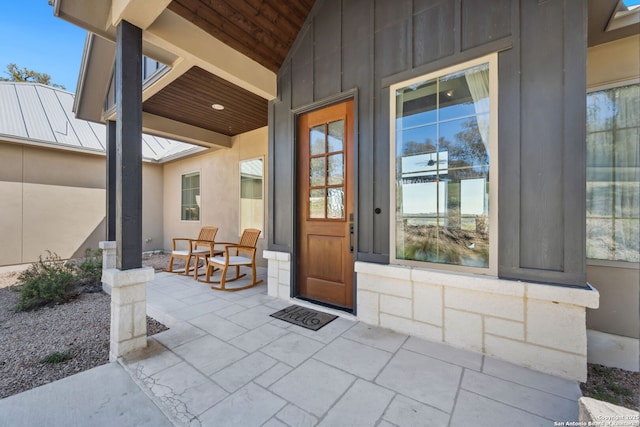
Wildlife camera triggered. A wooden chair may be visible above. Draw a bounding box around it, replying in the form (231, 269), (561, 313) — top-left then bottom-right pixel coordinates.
(201, 228), (263, 291)
(166, 226), (222, 277)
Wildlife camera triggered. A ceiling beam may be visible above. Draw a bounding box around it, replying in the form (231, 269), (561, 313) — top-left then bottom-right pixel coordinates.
(145, 10), (277, 100)
(111, 0), (172, 30)
(141, 112), (232, 148)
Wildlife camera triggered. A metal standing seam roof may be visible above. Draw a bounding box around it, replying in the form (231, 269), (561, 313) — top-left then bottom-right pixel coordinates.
(0, 81), (204, 162)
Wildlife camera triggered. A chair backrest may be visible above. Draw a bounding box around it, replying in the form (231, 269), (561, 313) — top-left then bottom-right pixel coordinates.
(197, 226), (218, 244)
(237, 228), (261, 256)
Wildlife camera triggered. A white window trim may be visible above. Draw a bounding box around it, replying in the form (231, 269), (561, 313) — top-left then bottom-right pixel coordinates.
(389, 53), (499, 276)
(239, 156), (265, 238)
(180, 169), (201, 223)
(587, 77), (640, 93)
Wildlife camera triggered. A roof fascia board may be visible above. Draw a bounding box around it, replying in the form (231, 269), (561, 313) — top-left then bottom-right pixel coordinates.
(75, 33), (116, 123)
(1, 134), (183, 164)
(1, 135), (104, 157)
(606, 7), (640, 31)
(54, 0), (114, 40)
(155, 146), (213, 164)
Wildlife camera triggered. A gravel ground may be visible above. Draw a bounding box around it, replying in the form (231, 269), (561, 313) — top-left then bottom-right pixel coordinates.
(0, 258), (168, 399)
(142, 251), (176, 271)
(580, 364), (639, 411)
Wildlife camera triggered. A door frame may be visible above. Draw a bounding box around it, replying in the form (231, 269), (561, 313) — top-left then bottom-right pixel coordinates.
(291, 89), (359, 314)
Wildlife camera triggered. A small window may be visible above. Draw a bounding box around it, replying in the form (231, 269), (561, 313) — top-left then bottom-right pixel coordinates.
(390, 54), (497, 273)
(240, 158), (264, 233)
(181, 171), (200, 221)
(587, 83), (640, 262)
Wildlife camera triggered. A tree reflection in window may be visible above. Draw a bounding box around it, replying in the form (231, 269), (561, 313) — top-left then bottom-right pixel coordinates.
(394, 63), (491, 268)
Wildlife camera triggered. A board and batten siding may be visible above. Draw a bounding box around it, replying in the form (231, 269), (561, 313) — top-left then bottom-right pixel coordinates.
(269, 0), (588, 287)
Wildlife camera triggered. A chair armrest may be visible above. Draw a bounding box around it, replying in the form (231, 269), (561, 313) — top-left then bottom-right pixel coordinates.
(214, 241), (237, 246)
(172, 237), (194, 251)
(223, 245), (256, 259)
(194, 240), (226, 256)
(194, 239), (215, 247)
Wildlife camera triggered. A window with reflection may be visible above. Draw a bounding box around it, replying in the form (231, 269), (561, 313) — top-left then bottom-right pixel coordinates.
(392, 59), (494, 269)
(587, 84), (640, 262)
(181, 171), (200, 221)
(240, 158), (264, 233)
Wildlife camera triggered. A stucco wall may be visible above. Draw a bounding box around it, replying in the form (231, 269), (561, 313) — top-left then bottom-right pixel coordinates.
(587, 34), (640, 88)
(0, 142), (164, 266)
(142, 161), (164, 252)
(586, 264), (639, 339)
(162, 127), (268, 266)
(586, 34), (640, 340)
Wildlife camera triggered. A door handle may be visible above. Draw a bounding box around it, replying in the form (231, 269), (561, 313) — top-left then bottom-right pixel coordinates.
(349, 223), (354, 253)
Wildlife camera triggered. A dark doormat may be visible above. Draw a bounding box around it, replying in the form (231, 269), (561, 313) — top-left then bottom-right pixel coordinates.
(270, 305), (338, 331)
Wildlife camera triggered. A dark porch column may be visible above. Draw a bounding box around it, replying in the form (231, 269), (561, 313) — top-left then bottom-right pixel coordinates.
(115, 20), (142, 270)
(105, 120), (116, 242)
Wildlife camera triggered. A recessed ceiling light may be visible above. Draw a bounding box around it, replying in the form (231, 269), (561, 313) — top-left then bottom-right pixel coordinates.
(211, 104), (225, 110)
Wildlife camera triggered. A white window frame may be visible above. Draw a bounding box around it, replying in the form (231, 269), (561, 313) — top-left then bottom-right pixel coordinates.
(180, 170), (201, 222)
(586, 78), (640, 267)
(389, 53), (499, 275)
(239, 157), (265, 238)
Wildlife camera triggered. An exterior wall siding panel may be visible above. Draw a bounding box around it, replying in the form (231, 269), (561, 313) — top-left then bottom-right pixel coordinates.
(519, 0), (566, 272)
(269, 0), (587, 287)
(413, 1), (455, 66)
(461, 0), (512, 51)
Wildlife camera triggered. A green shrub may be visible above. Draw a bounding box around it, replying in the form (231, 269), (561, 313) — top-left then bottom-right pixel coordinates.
(16, 252), (79, 311)
(40, 349), (75, 364)
(73, 248), (103, 292)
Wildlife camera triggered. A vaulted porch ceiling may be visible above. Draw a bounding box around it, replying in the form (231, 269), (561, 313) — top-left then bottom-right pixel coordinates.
(168, 0), (315, 73)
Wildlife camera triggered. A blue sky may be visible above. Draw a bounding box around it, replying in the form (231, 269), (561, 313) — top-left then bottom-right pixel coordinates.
(0, 0), (86, 93)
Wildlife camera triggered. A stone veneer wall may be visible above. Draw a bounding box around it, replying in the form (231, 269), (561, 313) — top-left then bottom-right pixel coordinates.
(264, 250), (291, 300)
(264, 251), (599, 381)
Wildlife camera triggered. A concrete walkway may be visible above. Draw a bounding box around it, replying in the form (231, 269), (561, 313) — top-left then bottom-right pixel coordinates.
(0, 268), (583, 426)
(0, 362), (171, 427)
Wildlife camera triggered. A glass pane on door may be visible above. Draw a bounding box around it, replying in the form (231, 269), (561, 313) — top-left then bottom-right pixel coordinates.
(310, 125), (326, 155)
(328, 120), (344, 152)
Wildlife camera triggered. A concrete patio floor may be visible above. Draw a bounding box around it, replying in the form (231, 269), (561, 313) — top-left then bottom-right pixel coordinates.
(128, 268), (582, 426)
(0, 267), (583, 426)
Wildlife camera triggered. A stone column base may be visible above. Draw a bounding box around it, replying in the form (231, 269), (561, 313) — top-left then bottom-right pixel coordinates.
(264, 250), (291, 300)
(579, 397), (639, 424)
(355, 261), (600, 381)
(102, 267), (154, 362)
(99, 241), (117, 294)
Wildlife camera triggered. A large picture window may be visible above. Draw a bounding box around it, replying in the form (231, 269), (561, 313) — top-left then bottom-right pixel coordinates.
(181, 171), (200, 221)
(390, 55), (497, 272)
(587, 83), (640, 262)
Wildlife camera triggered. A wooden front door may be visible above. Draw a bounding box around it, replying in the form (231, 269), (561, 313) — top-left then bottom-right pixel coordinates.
(297, 100), (354, 310)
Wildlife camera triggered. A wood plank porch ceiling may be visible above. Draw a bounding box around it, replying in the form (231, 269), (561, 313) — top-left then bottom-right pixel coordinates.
(143, 66), (268, 136)
(145, 0), (315, 138)
(169, 0), (315, 73)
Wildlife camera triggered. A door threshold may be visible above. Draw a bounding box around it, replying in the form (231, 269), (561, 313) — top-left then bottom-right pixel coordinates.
(291, 298), (357, 322)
